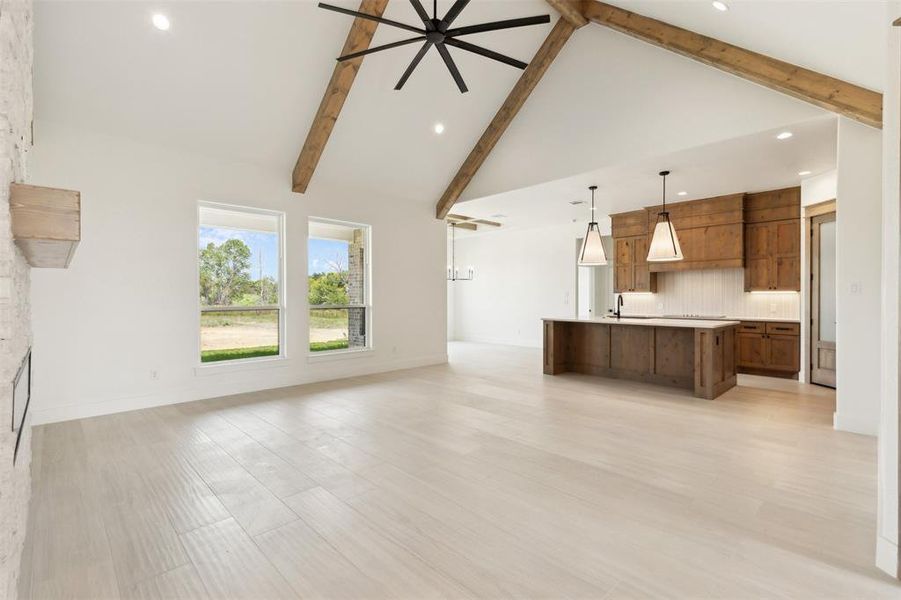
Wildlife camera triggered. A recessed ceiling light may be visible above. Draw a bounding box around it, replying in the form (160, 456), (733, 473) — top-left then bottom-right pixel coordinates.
(712, 1), (729, 11)
(776, 131), (793, 140)
(152, 13), (170, 31)
(677, 191), (688, 196)
(489, 213), (506, 218)
(433, 122), (445, 134)
(798, 170), (812, 176)
(569, 200), (585, 205)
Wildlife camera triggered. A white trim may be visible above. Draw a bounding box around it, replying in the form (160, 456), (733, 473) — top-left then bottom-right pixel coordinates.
(307, 347), (373, 363)
(876, 535), (899, 579)
(307, 216), (373, 353)
(197, 201), (288, 366)
(194, 355), (290, 377)
(30, 352), (449, 425)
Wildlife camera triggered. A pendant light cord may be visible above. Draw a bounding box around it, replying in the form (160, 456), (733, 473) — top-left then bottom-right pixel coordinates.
(434, 0), (437, 19)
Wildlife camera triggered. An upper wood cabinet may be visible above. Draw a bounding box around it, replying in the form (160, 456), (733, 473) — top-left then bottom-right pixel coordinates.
(743, 188), (800, 291)
(642, 193), (745, 272)
(10, 183), (81, 268)
(611, 211), (656, 293)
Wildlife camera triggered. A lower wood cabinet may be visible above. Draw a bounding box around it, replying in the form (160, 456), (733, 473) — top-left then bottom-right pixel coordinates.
(736, 321), (800, 378)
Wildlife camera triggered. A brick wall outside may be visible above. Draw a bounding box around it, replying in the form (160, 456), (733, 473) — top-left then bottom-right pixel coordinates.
(347, 228), (366, 348)
(0, 0), (33, 597)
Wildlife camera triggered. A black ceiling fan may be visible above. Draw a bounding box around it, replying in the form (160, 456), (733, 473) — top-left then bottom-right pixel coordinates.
(318, 0), (550, 92)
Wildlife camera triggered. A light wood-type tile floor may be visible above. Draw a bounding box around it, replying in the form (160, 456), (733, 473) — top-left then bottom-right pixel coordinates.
(18, 342), (901, 599)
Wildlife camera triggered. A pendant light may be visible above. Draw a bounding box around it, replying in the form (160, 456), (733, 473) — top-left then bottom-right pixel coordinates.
(447, 223), (474, 281)
(647, 170), (684, 262)
(578, 185), (607, 266)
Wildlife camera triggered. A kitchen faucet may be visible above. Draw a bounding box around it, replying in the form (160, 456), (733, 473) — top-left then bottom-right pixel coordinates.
(614, 294), (624, 319)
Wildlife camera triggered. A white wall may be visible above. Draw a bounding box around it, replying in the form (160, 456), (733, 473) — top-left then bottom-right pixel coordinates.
(450, 223), (580, 347)
(28, 121), (448, 424)
(835, 118), (883, 436)
(878, 1), (900, 579)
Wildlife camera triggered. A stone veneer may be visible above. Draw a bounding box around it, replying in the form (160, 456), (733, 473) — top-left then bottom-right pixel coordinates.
(0, 0), (33, 597)
(347, 228), (366, 348)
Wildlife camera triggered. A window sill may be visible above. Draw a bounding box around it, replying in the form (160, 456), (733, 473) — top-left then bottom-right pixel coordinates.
(306, 347), (373, 363)
(194, 355), (289, 377)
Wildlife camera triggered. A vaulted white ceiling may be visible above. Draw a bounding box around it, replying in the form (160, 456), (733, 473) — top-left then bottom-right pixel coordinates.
(33, 1), (886, 206)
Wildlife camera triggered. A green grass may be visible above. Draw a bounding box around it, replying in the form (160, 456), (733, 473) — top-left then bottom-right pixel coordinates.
(310, 340), (349, 352)
(201, 345), (279, 363)
(201, 309), (278, 328)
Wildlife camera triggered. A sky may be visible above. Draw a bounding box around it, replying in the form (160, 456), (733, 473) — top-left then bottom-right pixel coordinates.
(309, 238), (349, 274)
(198, 227), (350, 278)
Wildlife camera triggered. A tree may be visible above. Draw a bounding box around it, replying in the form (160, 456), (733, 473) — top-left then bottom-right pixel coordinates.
(199, 239), (252, 305)
(308, 271), (348, 305)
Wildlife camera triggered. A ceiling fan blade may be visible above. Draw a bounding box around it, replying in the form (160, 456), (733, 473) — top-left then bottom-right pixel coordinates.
(442, 0), (471, 26)
(444, 38), (527, 69)
(446, 15), (550, 37)
(408, 0), (431, 24)
(318, 3), (425, 35)
(436, 43), (468, 93)
(338, 36), (427, 61)
(394, 41), (433, 90)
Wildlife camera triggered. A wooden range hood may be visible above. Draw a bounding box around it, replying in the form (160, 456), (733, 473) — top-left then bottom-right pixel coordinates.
(10, 183), (81, 268)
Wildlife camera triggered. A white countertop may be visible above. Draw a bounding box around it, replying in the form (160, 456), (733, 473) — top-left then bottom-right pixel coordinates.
(542, 316), (740, 329)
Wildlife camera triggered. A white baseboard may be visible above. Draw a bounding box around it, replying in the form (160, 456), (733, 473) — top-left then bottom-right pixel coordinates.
(30, 352), (448, 425)
(452, 335), (540, 349)
(876, 535), (899, 579)
(833, 411), (878, 436)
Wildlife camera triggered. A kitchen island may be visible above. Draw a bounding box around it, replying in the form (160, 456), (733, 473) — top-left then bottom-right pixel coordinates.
(542, 317), (740, 399)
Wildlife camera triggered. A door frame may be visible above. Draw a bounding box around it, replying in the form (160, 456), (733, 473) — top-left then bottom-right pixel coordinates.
(802, 199), (836, 386)
(810, 210), (837, 387)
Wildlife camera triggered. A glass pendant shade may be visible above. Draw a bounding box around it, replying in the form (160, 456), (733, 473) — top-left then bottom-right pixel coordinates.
(647, 170), (684, 263)
(647, 216), (684, 262)
(578, 222), (607, 266)
(577, 185), (607, 266)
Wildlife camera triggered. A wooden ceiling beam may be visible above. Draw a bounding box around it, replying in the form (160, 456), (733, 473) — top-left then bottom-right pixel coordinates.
(448, 221), (478, 231)
(447, 213), (503, 227)
(292, 0), (389, 194)
(581, 0), (882, 129)
(435, 18), (577, 219)
(544, 0), (588, 28)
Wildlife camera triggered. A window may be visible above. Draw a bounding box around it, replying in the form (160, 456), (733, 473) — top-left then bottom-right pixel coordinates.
(308, 219), (370, 353)
(198, 203), (284, 363)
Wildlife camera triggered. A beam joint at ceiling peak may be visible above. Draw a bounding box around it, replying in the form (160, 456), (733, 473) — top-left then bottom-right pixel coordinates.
(580, 0), (882, 129)
(544, 0), (588, 28)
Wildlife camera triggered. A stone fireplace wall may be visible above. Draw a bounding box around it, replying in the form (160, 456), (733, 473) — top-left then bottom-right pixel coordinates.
(0, 0), (33, 597)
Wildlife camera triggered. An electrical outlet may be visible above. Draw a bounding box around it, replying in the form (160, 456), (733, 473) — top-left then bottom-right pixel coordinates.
(769, 303), (777, 314)
(850, 282), (862, 295)
(150, 369), (159, 381)
(657, 302), (664, 311)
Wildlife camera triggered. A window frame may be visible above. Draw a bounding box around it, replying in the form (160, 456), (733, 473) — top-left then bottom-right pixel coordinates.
(195, 201), (287, 369)
(307, 217), (372, 358)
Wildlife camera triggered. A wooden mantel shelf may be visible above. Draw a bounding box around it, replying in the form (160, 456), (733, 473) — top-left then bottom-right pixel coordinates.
(10, 183), (81, 268)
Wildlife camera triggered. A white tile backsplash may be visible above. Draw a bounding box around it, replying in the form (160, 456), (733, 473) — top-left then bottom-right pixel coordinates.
(620, 268), (800, 320)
